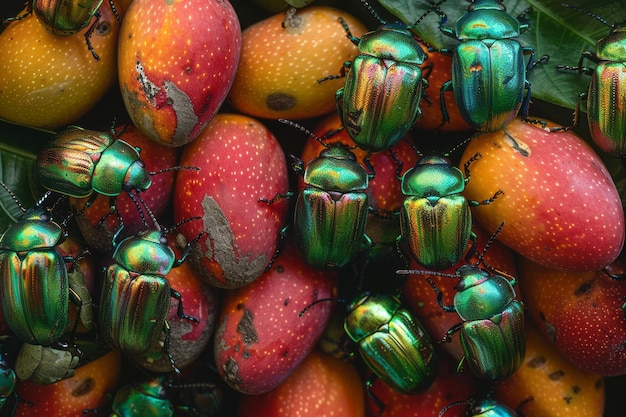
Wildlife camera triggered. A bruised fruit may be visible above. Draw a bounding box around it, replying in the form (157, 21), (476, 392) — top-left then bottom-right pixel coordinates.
(228, 6), (367, 120)
(118, 0), (241, 146)
(214, 245), (337, 395)
(174, 114), (289, 289)
(460, 118), (625, 271)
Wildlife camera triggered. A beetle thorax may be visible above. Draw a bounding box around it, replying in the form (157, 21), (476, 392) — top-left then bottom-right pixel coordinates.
(596, 30), (626, 61)
(113, 231), (175, 275)
(454, 265), (516, 321)
(456, 9), (522, 40)
(359, 27), (426, 64)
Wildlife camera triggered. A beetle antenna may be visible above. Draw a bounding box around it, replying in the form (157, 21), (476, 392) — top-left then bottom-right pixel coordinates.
(278, 119), (332, 148)
(298, 298), (337, 317)
(107, 0), (122, 25)
(396, 268), (458, 278)
(35, 191), (54, 209)
(408, 0), (448, 29)
(149, 166), (201, 176)
(444, 134), (476, 157)
(129, 191), (161, 232)
(561, 4), (612, 28)
(473, 222), (517, 283)
(0, 182), (27, 213)
(359, 0), (387, 25)
(165, 216), (203, 234)
(438, 399), (472, 417)
(472, 221), (505, 268)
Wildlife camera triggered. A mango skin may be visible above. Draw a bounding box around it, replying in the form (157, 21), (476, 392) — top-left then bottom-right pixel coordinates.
(0, 1), (122, 129)
(118, 0), (241, 147)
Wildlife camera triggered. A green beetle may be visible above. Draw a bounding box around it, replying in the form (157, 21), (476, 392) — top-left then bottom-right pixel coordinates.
(344, 293), (438, 395)
(440, 397), (521, 417)
(110, 378), (175, 417)
(0, 190), (87, 346)
(319, 1), (447, 153)
(438, 0), (546, 132)
(398, 224), (525, 381)
(37, 127), (152, 211)
(293, 143), (372, 269)
(260, 122), (372, 270)
(397, 153), (502, 270)
(4, 0), (121, 60)
(98, 227), (199, 372)
(555, 5), (626, 157)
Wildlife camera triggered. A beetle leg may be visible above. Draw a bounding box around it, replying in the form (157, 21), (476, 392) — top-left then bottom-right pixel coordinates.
(462, 152), (482, 180)
(171, 289), (200, 324)
(363, 153), (375, 178)
(455, 354), (466, 373)
(318, 61), (350, 84)
(83, 11), (101, 61)
(437, 9), (456, 39)
(463, 232), (478, 264)
(162, 321), (181, 376)
(262, 224), (290, 273)
(365, 374), (386, 417)
(2, 1), (32, 25)
(469, 189), (503, 207)
(67, 288), (85, 338)
(549, 92), (587, 133)
(258, 192), (294, 205)
(439, 80), (454, 125)
(426, 278), (456, 313)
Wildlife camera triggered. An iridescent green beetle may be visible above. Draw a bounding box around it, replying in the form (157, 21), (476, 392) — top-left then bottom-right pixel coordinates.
(0, 190), (87, 346)
(4, 0), (121, 60)
(294, 143), (372, 269)
(37, 127), (152, 212)
(397, 153), (502, 270)
(111, 378), (174, 417)
(555, 5), (626, 157)
(438, 0), (547, 132)
(440, 397), (521, 417)
(344, 293), (438, 394)
(319, 1), (447, 153)
(98, 225), (200, 373)
(398, 224), (525, 381)
(261, 122), (372, 270)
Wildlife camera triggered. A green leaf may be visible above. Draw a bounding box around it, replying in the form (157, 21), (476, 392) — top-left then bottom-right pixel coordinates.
(0, 119), (52, 230)
(377, 0), (626, 110)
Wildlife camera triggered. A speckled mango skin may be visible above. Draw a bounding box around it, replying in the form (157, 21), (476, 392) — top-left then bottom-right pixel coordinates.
(118, 0), (241, 147)
(461, 118), (625, 272)
(213, 245), (337, 395)
(173, 113), (289, 289)
(519, 255), (626, 376)
(494, 323), (605, 417)
(227, 6), (367, 120)
(0, 1), (121, 129)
